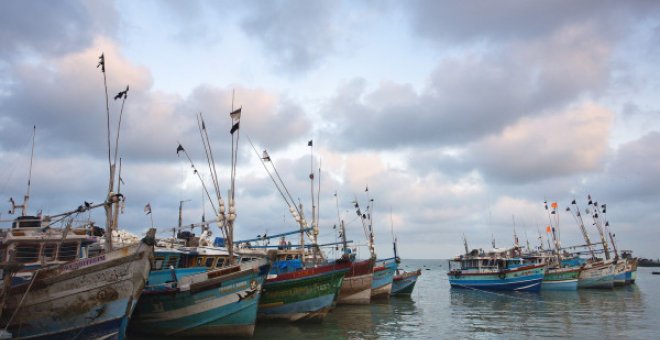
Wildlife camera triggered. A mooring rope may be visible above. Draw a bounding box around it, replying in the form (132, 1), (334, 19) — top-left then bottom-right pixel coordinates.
(452, 283), (581, 307)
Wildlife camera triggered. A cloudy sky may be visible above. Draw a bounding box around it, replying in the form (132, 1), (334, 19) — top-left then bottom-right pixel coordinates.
(1, 0), (659, 259)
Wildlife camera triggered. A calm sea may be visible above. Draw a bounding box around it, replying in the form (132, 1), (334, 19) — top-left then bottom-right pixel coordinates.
(251, 259), (660, 339)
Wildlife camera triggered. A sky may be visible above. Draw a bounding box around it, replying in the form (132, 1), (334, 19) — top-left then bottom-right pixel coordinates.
(1, 0), (660, 259)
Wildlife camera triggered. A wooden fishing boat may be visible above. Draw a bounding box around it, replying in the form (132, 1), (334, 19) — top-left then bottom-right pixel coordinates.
(525, 255), (582, 291)
(258, 251), (349, 322)
(578, 259), (615, 289)
(621, 250), (638, 284)
(0, 224), (155, 339)
(391, 268), (422, 295)
(448, 250), (546, 292)
(130, 246), (270, 337)
(613, 259), (627, 286)
(336, 257), (374, 304)
(371, 260), (397, 299)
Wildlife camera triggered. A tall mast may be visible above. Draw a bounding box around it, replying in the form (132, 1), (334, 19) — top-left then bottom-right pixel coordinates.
(98, 53), (114, 251)
(568, 199), (596, 260)
(589, 197), (610, 260)
(308, 139), (319, 260)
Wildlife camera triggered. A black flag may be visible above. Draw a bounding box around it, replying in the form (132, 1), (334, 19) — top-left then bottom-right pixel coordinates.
(230, 121), (240, 134)
(176, 144), (185, 155)
(114, 85), (129, 100)
(571, 199), (576, 204)
(97, 53), (105, 72)
(308, 140), (313, 147)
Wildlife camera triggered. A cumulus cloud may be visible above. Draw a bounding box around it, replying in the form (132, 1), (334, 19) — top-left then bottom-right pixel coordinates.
(468, 103), (614, 183)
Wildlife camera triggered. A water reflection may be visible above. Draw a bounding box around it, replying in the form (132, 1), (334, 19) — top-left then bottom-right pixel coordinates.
(448, 285), (647, 338)
(252, 297), (420, 339)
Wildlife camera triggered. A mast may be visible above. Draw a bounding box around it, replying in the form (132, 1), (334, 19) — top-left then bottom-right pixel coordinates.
(9, 126), (37, 217)
(308, 139), (319, 261)
(567, 199), (596, 260)
(97, 53), (115, 251)
(390, 210), (398, 260)
(589, 197), (611, 260)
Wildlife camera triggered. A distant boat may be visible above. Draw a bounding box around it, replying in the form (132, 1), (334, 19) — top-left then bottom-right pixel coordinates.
(448, 248), (545, 292)
(652, 272), (660, 275)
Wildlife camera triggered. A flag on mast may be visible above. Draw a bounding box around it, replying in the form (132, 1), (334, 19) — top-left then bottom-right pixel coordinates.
(144, 203), (152, 215)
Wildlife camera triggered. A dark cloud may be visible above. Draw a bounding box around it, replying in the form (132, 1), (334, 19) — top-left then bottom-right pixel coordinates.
(240, 0), (338, 73)
(403, 0), (659, 44)
(0, 0), (117, 60)
(597, 132), (660, 201)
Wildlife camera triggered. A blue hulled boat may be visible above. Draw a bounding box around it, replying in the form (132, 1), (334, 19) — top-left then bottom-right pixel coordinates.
(371, 259), (397, 299)
(391, 268), (422, 295)
(130, 246), (270, 337)
(448, 249), (545, 292)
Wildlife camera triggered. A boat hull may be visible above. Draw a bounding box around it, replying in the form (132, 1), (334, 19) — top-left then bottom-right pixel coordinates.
(371, 261), (397, 300)
(1, 240), (153, 340)
(541, 266), (580, 291)
(129, 262), (270, 337)
(578, 261), (614, 289)
(613, 260), (627, 286)
(391, 269), (421, 295)
(448, 264), (545, 292)
(337, 259), (374, 305)
(258, 265), (347, 322)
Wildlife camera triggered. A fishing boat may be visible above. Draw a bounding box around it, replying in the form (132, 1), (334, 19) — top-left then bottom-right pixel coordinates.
(0, 220), (155, 339)
(391, 268), (422, 295)
(1, 64), (156, 340)
(578, 259), (615, 289)
(565, 198), (615, 289)
(130, 108), (271, 336)
(336, 256), (374, 304)
(621, 250), (638, 284)
(371, 260), (397, 299)
(332, 219), (374, 305)
(388, 221), (421, 296)
(257, 249), (348, 322)
(130, 245), (270, 336)
(448, 246), (546, 292)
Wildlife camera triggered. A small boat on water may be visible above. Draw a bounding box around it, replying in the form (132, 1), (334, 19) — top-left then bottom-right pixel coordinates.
(448, 247), (545, 292)
(653, 272), (660, 275)
(391, 268), (422, 295)
(388, 226), (421, 296)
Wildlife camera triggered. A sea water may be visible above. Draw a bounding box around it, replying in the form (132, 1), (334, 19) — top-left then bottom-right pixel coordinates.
(252, 259), (660, 339)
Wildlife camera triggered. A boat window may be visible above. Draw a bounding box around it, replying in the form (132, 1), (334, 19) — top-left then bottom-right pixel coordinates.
(166, 255), (179, 268)
(58, 242), (79, 261)
(153, 257), (165, 270)
(196, 257), (203, 266)
(15, 243), (40, 263)
(205, 257), (215, 268)
(216, 257), (225, 267)
(43, 243), (57, 261)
